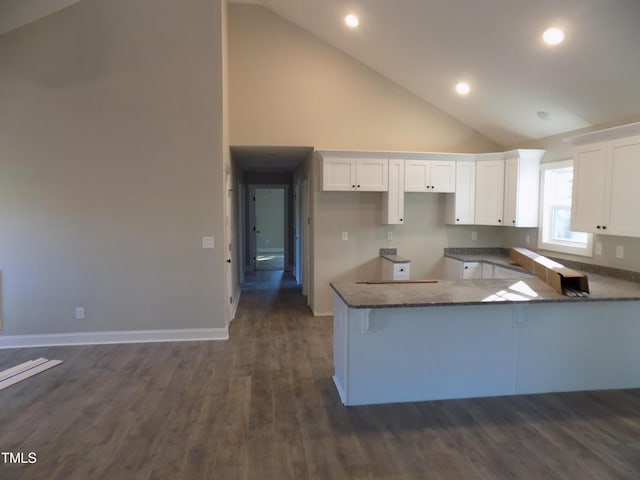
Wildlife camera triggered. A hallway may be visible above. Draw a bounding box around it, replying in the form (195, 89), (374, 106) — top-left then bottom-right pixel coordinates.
(1, 272), (640, 478)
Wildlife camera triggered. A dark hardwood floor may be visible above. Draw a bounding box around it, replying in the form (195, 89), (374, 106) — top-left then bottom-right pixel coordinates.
(1, 270), (640, 479)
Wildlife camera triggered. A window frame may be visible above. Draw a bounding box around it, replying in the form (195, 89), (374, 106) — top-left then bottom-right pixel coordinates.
(537, 159), (593, 257)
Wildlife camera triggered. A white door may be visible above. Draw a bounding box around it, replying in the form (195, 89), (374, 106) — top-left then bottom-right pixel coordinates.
(224, 170), (233, 324)
(322, 157), (356, 191)
(503, 157), (519, 226)
(355, 158), (388, 191)
(606, 136), (640, 236)
(430, 160), (456, 192)
(404, 159), (429, 192)
(571, 143), (607, 233)
(475, 160), (505, 225)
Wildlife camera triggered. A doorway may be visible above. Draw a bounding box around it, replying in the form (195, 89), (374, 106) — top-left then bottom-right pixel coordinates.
(249, 186), (287, 271)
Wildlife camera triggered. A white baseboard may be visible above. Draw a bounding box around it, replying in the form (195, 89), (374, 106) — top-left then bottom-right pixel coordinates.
(0, 327), (229, 349)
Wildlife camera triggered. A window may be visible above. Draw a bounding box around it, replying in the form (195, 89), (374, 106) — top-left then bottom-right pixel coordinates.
(538, 160), (593, 256)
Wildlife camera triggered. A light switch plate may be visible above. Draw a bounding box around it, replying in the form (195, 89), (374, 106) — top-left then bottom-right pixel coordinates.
(202, 236), (215, 249)
(387, 231), (393, 241)
(616, 245), (624, 259)
(595, 242), (602, 255)
(471, 231), (478, 241)
(341, 232), (348, 241)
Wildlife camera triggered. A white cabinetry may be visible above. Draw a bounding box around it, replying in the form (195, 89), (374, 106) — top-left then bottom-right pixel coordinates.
(570, 134), (640, 237)
(446, 159), (476, 224)
(382, 258), (410, 281)
(383, 159), (405, 224)
(404, 159), (456, 193)
(475, 156), (505, 226)
(444, 257), (534, 280)
(444, 258), (482, 279)
(503, 150), (544, 227)
(322, 155), (388, 191)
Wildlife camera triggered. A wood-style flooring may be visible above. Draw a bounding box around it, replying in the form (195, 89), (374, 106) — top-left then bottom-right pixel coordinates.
(1, 270), (640, 479)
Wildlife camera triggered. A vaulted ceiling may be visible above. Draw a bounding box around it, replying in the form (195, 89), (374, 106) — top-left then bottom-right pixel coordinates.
(231, 0), (640, 147)
(4, 0), (640, 147)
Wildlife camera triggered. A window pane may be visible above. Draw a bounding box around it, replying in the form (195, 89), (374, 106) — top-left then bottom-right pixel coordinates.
(551, 206), (588, 242)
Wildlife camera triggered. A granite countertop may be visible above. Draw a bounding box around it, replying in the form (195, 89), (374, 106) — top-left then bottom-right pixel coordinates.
(381, 254), (410, 264)
(331, 271), (640, 309)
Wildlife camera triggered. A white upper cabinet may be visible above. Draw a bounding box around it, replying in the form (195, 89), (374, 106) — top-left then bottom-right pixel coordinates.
(503, 150), (544, 227)
(445, 159), (476, 225)
(570, 142), (607, 233)
(321, 154), (388, 191)
(383, 159), (405, 224)
(570, 132), (640, 237)
(404, 159), (455, 192)
(474, 157), (505, 226)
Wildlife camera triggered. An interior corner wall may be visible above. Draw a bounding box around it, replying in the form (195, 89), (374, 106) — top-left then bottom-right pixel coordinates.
(228, 4), (501, 315)
(0, 0), (227, 336)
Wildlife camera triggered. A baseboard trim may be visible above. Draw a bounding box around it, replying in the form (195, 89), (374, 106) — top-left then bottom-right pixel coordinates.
(0, 327), (229, 349)
(313, 310), (334, 317)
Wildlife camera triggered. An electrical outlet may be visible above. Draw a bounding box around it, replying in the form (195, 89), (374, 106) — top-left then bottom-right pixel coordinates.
(471, 231), (478, 241)
(525, 234), (530, 245)
(616, 245), (624, 259)
(75, 307), (85, 320)
(595, 242), (602, 256)
(387, 231), (393, 241)
(341, 231), (348, 241)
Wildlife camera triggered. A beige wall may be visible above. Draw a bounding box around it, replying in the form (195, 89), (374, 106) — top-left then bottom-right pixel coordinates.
(0, 0), (228, 335)
(228, 4), (501, 314)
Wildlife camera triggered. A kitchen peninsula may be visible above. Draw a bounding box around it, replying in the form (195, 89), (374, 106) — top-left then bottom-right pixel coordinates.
(331, 268), (640, 406)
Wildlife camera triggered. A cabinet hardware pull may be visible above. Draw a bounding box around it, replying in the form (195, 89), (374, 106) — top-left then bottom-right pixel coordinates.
(602, 226), (607, 230)
(597, 225), (601, 229)
(498, 219), (502, 223)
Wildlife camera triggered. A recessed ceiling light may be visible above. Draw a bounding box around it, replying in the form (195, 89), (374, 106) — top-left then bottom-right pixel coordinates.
(345, 14), (359, 28)
(543, 27), (564, 45)
(455, 81), (471, 96)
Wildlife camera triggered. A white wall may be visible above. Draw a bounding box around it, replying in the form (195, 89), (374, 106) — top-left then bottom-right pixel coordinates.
(0, 0), (228, 336)
(228, 4), (501, 315)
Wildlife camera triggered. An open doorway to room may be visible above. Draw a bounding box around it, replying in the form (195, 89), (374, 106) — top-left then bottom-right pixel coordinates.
(249, 186), (287, 271)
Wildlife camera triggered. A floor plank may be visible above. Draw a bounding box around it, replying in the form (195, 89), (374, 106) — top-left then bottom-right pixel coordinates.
(1, 270), (640, 479)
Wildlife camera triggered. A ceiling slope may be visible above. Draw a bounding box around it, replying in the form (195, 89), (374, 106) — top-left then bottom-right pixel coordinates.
(232, 0), (640, 146)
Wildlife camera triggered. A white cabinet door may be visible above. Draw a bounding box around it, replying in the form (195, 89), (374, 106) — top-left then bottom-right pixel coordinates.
(503, 152), (542, 228)
(463, 262), (483, 279)
(571, 143), (607, 233)
(404, 159), (430, 192)
(355, 158), (388, 191)
(446, 160), (476, 224)
(430, 160), (456, 192)
(322, 156), (388, 191)
(503, 157), (518, 227)
(383, 159), (405, 224)
(475, 160), (505, 225)
(605, 136), (640, 236)
(404, 159), (456, 192)
(322, 157), (356, 191)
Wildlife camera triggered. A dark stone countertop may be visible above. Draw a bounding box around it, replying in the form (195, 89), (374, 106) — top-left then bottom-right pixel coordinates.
(331, 272), (640, 309)
(381, 254), (410, 264)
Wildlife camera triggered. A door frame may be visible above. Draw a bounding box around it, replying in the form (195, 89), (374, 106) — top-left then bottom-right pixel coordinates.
(247, 184), (290, 272)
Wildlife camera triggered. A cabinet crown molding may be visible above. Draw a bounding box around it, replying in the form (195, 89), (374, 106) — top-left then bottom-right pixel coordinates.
(564, 122), (640, 146)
